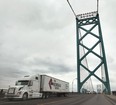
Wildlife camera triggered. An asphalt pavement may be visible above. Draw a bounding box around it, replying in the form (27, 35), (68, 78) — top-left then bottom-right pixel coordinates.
(0, 94), (116, 105)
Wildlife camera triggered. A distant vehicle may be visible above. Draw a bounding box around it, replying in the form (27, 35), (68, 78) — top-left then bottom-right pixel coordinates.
(5, 74), (69, 100)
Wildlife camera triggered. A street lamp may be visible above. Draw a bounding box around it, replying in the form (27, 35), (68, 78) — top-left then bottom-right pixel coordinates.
(72, 78), (77, 93)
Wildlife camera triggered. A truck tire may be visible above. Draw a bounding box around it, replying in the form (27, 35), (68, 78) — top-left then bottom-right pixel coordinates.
(57, 93), (61, 97)
(22, 93), (28, 100)
(63, 93), (67, 97)
(42, 93), (49, 99)
(45, 93), (49, 99)
(8, 98), (13, 101)
(42, 93), (46, 99)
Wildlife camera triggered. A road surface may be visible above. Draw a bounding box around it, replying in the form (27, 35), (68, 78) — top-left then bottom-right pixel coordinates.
(0, 94), (116, 105)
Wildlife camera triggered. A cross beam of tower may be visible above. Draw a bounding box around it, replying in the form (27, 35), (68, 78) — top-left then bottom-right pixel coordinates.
(67, 0), (111, 94)
(76, 12), (111, 94)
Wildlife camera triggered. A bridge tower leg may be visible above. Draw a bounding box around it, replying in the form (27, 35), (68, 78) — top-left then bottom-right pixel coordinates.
(76, 12), (111, 94)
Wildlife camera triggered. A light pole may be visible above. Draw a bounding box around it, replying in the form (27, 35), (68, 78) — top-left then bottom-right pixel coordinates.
(72, 78), (77, 93)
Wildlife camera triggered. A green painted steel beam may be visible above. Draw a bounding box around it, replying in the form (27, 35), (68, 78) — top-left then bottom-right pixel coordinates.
(76, 12), (111, 94)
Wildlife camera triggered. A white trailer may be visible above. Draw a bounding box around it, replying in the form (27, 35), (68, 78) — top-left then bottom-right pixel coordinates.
(41, 75), (69, 98)
(6, 74), (69, 100)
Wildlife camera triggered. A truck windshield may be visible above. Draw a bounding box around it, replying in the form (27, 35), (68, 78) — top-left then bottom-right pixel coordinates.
(16, 80), (29, 85)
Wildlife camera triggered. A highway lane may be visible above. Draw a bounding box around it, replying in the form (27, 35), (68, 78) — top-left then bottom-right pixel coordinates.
(38, 94), (116, 105)
(0, 94), (116, 105)
(81, 94), (115, 105)
(39, 94), (95, 105)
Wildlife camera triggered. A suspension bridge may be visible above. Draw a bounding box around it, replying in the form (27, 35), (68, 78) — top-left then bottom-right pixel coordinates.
(67, 0), (111, 94)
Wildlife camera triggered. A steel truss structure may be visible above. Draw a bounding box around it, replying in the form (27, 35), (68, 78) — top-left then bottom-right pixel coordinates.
(76, 11), (111, 94)
(67, 0), (111, 94)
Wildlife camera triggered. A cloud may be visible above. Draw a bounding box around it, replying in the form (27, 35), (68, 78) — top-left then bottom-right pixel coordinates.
(0, 0), (116, 92)
(0, 0), (73, 31)
(21, 55), (75, 74)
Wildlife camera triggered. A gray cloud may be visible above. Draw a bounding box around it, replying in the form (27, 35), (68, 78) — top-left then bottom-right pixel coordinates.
(19, 56), (75, 74)
(0, 0), (116, 91)
(0, 0), (72, 31)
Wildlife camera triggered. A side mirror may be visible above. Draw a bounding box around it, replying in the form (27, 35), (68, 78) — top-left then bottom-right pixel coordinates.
(15, 81), (18, 85)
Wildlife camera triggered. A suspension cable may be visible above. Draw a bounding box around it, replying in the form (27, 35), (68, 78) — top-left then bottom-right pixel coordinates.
(67, 0), (77, 18)
(67, 0), (99, 16)
(97, 0), (99, 13)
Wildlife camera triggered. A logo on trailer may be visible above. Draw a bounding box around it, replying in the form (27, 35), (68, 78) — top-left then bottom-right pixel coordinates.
(49, 79), (53, 89)
(48, 78), (61, 90)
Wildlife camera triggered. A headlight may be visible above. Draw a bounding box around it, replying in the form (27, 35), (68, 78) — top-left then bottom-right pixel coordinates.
(17, 91), (22, 96)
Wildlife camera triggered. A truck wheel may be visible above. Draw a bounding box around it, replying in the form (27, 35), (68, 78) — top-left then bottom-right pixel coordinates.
(63, 93), (67, 97)
(57, 93), (61, 97)
(22, 93), (28, 100)
(42, 93), (46, 99)
(8, 98), (13, 101)
(45, 93), (49, 99)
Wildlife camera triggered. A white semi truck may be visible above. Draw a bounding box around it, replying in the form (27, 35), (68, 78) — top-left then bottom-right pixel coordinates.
(6, 74), (69, 100)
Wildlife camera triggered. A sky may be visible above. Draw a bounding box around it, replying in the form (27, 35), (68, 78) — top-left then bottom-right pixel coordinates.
(0, 0), (116, 92)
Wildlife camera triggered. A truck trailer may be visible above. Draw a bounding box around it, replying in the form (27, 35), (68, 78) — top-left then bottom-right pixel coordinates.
(6, 74), (69, 100)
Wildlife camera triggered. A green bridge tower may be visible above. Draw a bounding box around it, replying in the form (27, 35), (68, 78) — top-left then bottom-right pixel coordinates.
(67, 0), (111, 94)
